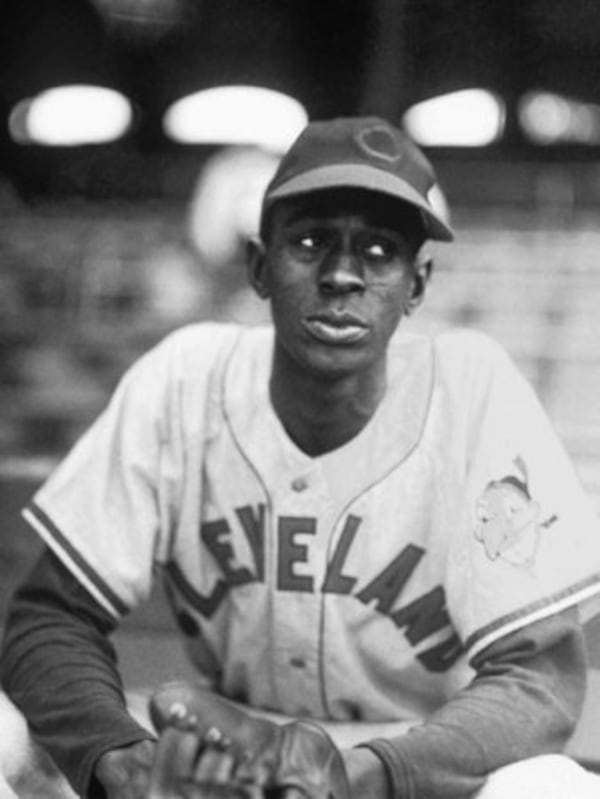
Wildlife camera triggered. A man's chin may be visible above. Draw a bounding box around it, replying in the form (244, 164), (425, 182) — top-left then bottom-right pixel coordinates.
(298, 345), (380, 381)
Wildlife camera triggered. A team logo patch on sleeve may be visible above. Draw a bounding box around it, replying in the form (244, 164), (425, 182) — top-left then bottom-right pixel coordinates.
(474, 455), (558, 570)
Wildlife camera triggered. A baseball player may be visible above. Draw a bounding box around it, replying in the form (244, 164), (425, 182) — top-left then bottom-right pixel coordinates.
(2, 116), (600, 799)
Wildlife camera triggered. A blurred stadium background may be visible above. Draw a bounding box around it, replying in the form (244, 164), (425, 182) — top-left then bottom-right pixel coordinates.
(1, 0), (600, 767)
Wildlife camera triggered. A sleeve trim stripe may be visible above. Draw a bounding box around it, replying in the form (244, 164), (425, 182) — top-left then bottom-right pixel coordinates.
(22, 502), (129, 618)
(465, 575), (600, 658)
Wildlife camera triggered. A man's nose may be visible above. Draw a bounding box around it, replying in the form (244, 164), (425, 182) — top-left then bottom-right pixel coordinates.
(318, 251), (365, 295)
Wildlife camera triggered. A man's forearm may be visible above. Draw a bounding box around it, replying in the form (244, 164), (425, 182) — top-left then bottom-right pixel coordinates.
(0, 548), (153, 798)
(360, 608), (587, 799)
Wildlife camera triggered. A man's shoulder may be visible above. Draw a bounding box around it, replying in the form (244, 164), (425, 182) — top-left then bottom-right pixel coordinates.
(434, 327), (508, 362)
(124, 323), (274, 410)
(390, 326), (514, 395)
(432, 328), (521, 403)
(156, 322), (273, 372)
(391, 326), (507, 364)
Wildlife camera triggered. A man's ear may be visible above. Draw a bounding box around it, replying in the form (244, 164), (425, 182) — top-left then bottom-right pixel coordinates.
(406, 255), (433, 315)
(246, 237), (270, 299)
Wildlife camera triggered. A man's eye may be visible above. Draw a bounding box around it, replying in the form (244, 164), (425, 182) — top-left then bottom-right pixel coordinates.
(299, 235), (319, 248)
(362, 239), (393, 260)
(293, 233), (325, 253)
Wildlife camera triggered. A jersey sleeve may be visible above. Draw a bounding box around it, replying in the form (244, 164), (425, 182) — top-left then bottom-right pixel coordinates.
(22, 332), (187, 620)
(443, 333), (600, 659)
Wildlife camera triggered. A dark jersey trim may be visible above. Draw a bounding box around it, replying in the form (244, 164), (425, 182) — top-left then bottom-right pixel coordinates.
(464, 573), (600, 653)
(25, 501), (130, 617)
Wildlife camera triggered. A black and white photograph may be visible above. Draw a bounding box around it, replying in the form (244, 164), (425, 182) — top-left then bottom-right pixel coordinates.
(1, 2), (599, 797)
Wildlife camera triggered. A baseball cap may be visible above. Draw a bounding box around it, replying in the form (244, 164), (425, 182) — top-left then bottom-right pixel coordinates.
(262, 116), (454, 242)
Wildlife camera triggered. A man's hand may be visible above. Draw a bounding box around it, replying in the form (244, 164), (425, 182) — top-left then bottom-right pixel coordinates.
(93, 739), (156, 799)
(147, 682), (351, 799)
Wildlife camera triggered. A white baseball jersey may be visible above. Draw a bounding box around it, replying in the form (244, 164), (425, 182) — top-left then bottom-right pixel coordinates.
(23, 324), (600, 723)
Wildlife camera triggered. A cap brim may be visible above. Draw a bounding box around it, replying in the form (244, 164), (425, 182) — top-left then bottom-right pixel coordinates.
(264, 163), (454, 242)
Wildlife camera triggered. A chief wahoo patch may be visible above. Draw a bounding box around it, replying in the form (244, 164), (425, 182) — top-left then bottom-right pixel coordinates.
(474, 455), (558, 570)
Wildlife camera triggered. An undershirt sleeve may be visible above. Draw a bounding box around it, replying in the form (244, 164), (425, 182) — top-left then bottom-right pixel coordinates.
(0, 546), (155, 799)
(359, 606), (587, 799)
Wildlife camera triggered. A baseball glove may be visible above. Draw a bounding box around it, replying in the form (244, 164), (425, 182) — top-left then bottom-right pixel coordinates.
(146, 682), (351, 799)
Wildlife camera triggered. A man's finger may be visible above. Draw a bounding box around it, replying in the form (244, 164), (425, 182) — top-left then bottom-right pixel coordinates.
(192, 748), (236, 784)
(148, 727), (200, 799)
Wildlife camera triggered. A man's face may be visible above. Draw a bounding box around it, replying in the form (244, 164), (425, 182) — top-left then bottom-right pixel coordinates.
(250, 189), (426, 379)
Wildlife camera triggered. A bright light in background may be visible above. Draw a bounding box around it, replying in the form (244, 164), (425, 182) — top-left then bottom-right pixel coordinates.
(9, 85), (133, 146)
(163, 86), (308, 153)
(404, 89), (505, 146)
(519, 91), (600, 145)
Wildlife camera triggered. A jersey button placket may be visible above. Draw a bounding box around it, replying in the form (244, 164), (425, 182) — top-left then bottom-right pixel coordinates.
(271, 467), (324, 716)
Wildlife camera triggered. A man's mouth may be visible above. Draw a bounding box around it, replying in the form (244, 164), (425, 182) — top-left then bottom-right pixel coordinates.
(302, 312), (368, 344)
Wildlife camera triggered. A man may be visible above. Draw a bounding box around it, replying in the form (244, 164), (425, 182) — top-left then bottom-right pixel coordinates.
(2, 116), (600, 798)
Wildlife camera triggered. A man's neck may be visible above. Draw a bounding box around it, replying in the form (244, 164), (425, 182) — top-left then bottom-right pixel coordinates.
(269, 347), (387, 457)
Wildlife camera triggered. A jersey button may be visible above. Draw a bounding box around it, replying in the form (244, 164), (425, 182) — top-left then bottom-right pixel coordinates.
(291, 477), (308, 492)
